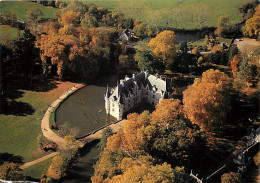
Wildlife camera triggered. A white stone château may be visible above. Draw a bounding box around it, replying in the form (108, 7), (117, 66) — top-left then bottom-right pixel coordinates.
(104, 71), (168, 120)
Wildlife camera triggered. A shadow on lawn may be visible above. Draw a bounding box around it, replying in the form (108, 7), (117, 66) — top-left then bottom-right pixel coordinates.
(0, 100), (35, 116)
(0, 152), (24, 164)
(0, 76), (58, 116)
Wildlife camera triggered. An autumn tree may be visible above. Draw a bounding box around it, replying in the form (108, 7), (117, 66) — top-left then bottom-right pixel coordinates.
(64, 135), (81, 150)
(118, 54), (135, 72)
(238, 0), (258, 20)
(230, 54), (240, 77)
(221, 172), (242, 183)
(93, 152), (188, 183)
(148, 30), (176, 66)
(183, 69), (231, 131)
(109, 161), (181, 183)
(151, 98), (183, 127)
(0, 162), (25, 181)
(107, 111), (151, 153)
(242, 5), (260, 37)
(242, 15), (260, 37)
(47, 155), (66, 180)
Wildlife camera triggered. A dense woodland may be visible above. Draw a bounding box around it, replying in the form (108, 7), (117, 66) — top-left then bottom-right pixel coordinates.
(0, 0), (259, 182)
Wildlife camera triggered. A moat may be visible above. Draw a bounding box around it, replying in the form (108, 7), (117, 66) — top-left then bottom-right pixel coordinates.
(55, 74), (154, 182)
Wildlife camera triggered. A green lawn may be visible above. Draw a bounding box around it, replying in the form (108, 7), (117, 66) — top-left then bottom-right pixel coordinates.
(0, 25), (24, 43)
(83, 0), (243, 29)
(216, 37), (233, 45)
(0, 1), (56, 21)
(188, 38), (207, 48)
(22, 158), (52, 179)
(0, 81), (77, 162)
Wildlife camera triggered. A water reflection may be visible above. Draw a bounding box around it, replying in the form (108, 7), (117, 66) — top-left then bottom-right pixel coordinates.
(56, 85), (117, 138)
(62, 141), (100, 183)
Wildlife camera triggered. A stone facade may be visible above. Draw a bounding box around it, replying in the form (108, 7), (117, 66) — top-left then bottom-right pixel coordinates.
(104, 71), (168, 120)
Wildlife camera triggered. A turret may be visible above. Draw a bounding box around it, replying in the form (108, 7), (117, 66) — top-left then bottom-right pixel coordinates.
(105, 86), (110, 114)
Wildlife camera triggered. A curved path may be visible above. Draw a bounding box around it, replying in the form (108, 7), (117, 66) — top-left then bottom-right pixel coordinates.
(20, 83), (127, 170)
(41, 84), (85, 149)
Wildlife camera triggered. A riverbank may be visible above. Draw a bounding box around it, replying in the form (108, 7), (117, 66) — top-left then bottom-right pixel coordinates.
(41, 84), (85, 149)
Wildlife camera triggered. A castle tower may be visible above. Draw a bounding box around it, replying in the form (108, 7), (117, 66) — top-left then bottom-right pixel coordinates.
(104, 86), (110, 114)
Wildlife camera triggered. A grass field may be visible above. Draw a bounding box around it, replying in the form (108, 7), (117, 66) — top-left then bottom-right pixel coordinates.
(0, 1), (56, 21)
(0, 0), (243, 29)
(0, 80), (78, 163)
(0, 25), (24, 43)
(83, 0), (243, 29)
(22, 158), (52, 179)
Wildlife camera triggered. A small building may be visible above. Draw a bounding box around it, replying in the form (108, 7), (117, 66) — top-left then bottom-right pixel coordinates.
(105, 71), (169, 120)
(118, 28), (132, 42)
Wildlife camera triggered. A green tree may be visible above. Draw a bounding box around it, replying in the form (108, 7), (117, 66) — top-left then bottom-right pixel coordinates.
(134, 49), (165, 74)
(218, 16), (230, 27)
(98, 127), (113, 151)
(148, 120), (204, 164)
(26, 8), (44, 22)
(1, 11), (17, 27)
(81, 14), (98, 28)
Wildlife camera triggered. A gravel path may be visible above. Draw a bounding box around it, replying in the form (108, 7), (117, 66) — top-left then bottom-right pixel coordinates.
(19, 152), (59, 170)
(41, 84), (85, 149)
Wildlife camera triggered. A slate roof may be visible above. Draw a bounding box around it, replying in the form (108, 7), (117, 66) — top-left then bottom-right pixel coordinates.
(108, 72), (166, 102)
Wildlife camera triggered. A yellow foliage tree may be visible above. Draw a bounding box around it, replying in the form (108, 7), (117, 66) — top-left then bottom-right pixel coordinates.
(148, 30), (176, 65)
(47, 155), (66, 180)
(242, 5), (260, 37)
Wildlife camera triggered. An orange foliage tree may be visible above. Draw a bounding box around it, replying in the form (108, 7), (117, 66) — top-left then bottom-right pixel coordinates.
(183, 69), (231, 131)
(151, 98), (183, 127)
(148, 30), (176, 66)
(230, 54), (240, 77)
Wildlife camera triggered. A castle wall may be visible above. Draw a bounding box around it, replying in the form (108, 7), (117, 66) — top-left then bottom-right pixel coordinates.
(105, 72), (166, 120)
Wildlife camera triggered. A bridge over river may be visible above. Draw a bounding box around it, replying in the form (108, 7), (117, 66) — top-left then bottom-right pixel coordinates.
(77, 119), (127, 147)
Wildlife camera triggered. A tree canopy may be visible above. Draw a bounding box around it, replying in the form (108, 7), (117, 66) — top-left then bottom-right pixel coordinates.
(183, 69), (231, 131)
(242, 5), (260, 37)
(92, 99), (205, 182)
(148, 30), (176, 66)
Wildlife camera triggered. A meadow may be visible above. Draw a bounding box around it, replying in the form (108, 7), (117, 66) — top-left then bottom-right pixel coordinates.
(0, 1), (56, 21)
(0, 0), (243, 29)
(0, 25), (24, 43)
(83, 0), (244, 29)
